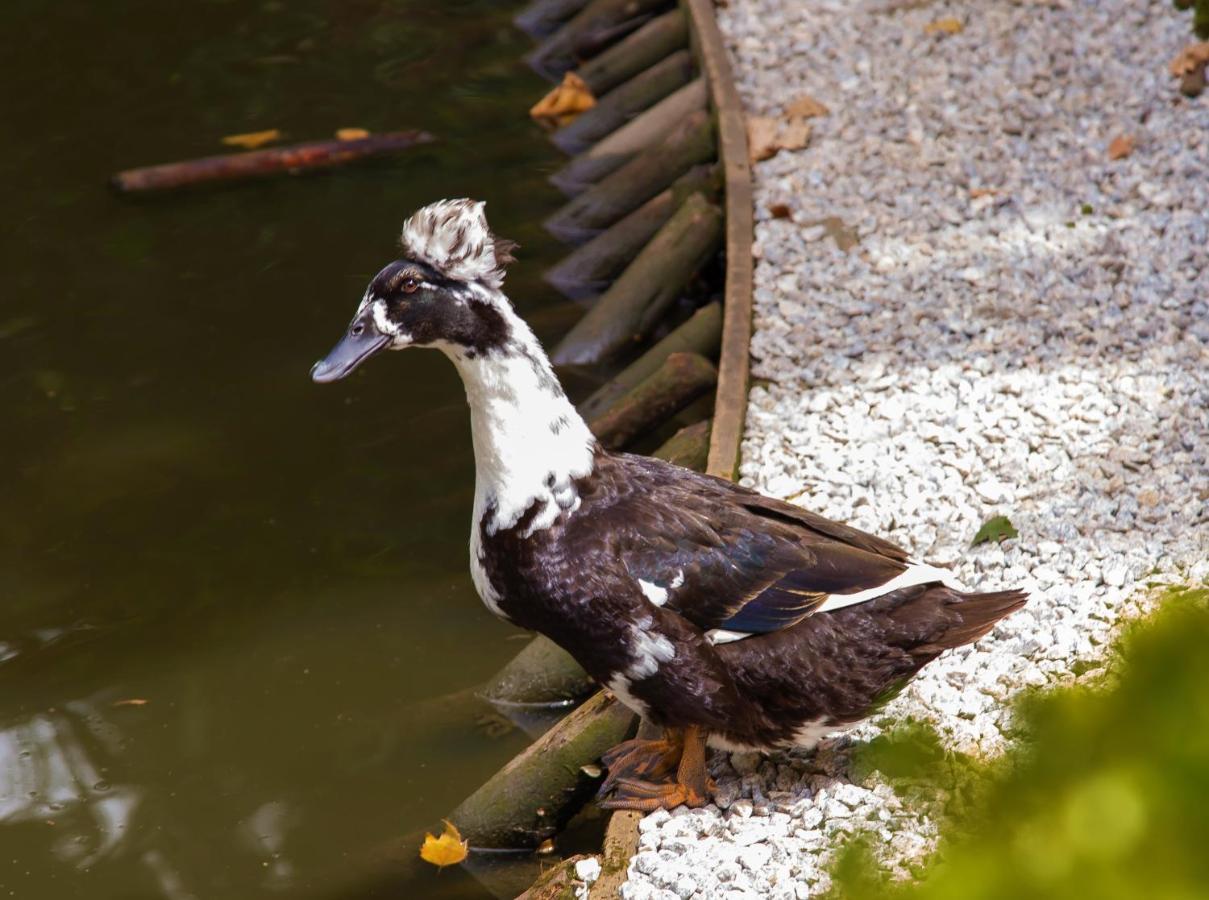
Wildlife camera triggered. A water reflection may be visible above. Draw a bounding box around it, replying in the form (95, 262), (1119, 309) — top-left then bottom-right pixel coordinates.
(1, 700), (140, 868)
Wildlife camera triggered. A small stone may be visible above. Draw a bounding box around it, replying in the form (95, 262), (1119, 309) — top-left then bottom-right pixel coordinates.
(575, 857), (602, 884)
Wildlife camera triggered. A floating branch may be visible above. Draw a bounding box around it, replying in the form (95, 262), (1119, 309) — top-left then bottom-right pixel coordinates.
(577, 8), (688, 96)
(110, 130), (435, 193)
(551, 49), (693, 155)
(589, 353), (718, 450)
(545, 109), (714, 243)
(552, 192), (723, 364)
(545, 163), (719, 299)
(552, 77), (708, 195)
(527, 0), (672, 81)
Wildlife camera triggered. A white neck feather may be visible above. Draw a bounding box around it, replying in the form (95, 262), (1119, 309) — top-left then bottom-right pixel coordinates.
(443, 303), (597, 538)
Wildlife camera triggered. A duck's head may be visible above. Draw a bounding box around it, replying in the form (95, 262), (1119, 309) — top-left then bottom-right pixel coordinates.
(311, 199), (518, 383)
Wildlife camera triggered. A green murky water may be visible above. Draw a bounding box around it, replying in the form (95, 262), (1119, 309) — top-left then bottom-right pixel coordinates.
(0, 1), (576, 896)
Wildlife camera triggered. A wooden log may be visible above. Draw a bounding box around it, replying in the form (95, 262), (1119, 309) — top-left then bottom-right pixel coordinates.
(577, 8), (688, 96)
(578, 301), (722, 419)
(545, 109), (714, 244)
(515, 0), (594, 38)
(448, 691), (637, 848)
(588, 353), (717, 450)
(589, 719), (660, 899)
(544, 163), (717, 300)
(552, 193), (722, 364)
(551, 49), (694, 157)
(527, 0), (672, 82)
(551, 77), (708, 196)
(481, 634), (592, 708)
(110, 131), (435, 193)
(651, 419), (711, 471)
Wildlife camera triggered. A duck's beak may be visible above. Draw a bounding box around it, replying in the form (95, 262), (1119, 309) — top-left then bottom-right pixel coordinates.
(310, 310), (390, 383)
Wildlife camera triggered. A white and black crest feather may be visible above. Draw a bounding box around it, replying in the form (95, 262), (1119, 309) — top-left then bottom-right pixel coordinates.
(398, 199), (517, 288)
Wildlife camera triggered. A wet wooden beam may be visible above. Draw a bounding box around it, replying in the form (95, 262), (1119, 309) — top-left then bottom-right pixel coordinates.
(590, 353), (717, 450)
(578, 301), (722, 420)
(515, 0), (594, 38)
(551, 49), (694, 156)
(552, 192), (722, 364)
(577, 8), (688, 95)
(545, 108), (715, 243)
(551, 77), (708, 195)
(544, 163), (719, 300)
(527, 0), (672, 81)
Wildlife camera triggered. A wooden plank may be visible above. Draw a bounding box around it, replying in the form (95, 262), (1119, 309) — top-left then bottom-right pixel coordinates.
(682, 0), (754, 482)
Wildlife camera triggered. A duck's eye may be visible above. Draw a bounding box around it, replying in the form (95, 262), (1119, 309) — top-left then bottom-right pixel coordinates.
(401, 277), (420, 294)
(351, 323), (365, 337)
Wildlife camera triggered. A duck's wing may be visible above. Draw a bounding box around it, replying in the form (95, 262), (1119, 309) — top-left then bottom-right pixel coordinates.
(604, 454), (938, 637)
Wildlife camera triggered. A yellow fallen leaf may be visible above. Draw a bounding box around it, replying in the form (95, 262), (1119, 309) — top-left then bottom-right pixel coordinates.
(1170, 41), (1209, 77)
(1107, 134), (1135, 161)
(924, 17), (964, 35)
(747, 115), (811, 163)
(530, 72), (596, 129)
(221, 129), (282, 150)
(419, 819), (468, 869)
(785, 94), (829, 119)
(335, 127), (370, 141)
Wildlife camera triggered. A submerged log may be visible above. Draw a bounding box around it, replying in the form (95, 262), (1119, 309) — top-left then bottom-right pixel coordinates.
(481, 634), (592, 708)
(551, 77), (708, 195)
(448, 691), (637, 848)
(544, 164), (719, 299)
(545, 109), (714, 243)
(552, 193), (722, 364)
(578, 301), (722, 419)
(551, 49), (694, 157)
(527, 0), (672, 81)
(590, 353), (717, 450)
(515, 0), (593, 38)
(110, 131), (435, 193)
(577, 8), (688, 96)
(651, 418), (711, 471)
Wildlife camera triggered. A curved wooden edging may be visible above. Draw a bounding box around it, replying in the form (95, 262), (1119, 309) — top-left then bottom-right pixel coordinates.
(684, 0), (754, 482)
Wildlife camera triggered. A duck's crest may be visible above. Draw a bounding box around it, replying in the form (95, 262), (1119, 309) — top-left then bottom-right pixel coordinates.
(399, 199), (517, 289)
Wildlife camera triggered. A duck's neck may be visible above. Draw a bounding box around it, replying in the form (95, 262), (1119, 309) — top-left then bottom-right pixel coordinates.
(444, 307), (597, 537)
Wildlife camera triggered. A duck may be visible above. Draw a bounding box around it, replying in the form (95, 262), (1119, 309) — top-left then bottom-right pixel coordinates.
(310, 199), (1028, 812)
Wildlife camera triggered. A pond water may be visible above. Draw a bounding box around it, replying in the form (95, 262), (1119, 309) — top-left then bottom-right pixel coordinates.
(0, 1), (577, 896)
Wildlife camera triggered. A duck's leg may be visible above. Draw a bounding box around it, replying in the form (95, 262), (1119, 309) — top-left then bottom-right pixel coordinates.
(598, 726), (714, 811)
(597, 729), (683, 797)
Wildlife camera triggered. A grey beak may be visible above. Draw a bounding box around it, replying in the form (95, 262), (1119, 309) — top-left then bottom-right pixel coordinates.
(311, 310), (390, 383)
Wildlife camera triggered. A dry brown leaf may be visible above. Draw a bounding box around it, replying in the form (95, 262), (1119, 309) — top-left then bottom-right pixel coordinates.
(1170, 42), (1209, 77)
(530, 72), (596, 129)
(419, 819), (468, 869)
(113, 698), (149, 707)
(335, 127), (370, 141)
(969, 187), (1001, 198)
(1107, 134), (1135, 161)
(221, 129), (282, 150)
(785, 95), (830, 119)
(747, 115), (811, 163)
(924, 17), (964, 36)
(768, 202), (793, 219)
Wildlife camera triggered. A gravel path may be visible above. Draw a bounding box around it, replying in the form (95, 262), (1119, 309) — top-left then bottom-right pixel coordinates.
(618, 1), (1209, 897)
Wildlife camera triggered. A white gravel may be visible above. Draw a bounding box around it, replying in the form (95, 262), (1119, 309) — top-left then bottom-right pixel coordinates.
(620, 0), (1209, 897)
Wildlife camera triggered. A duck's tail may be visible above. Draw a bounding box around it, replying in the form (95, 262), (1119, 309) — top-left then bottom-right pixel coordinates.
(914, 588), (1029, 656)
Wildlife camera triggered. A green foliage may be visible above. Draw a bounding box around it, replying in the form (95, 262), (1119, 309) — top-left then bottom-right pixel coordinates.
(829, 583), (1209, 900)
(971, 515), (1018, 546)
(1175, 0), (1209, 38)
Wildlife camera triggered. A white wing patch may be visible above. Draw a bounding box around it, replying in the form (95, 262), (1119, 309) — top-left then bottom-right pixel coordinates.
(625, 615), (676, 679)
(816, 562), (964, 613)
(638, 579), (669, 607)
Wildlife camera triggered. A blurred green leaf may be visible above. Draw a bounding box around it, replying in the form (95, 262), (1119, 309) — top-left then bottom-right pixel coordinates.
(972, 515), (1019, 546)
